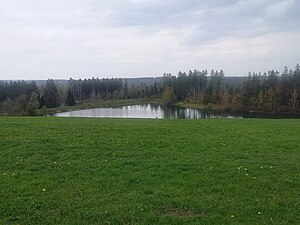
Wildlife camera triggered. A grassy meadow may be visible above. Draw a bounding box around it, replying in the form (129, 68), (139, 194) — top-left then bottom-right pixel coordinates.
(0, 117), (299, 224)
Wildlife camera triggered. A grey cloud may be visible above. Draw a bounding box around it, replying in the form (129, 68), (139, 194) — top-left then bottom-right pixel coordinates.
(2, 0), (298, 37)
(105, 0), (299, 43)
(0, 0), (299, 79)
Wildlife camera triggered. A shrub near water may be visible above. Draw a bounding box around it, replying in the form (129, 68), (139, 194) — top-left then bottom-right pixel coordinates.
(0, 117), (299, 224)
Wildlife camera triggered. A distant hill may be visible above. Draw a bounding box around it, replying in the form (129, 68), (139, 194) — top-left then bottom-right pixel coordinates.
(1, 76), (245, 88)
(126, 77), (162, 86)
(124, 76), (245, 88)
(0, 78), (162, 87)
(32, 80), (69, 87)
(0, 79), (69, 87)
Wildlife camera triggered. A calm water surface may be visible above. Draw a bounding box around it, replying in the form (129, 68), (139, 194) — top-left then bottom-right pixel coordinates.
(54, 104), (241, 119)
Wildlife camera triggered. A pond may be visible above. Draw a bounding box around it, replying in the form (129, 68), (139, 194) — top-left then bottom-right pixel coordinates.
(53, 104), (242, 119)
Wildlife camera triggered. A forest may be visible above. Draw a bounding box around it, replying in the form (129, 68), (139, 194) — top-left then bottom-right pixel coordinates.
(0, 64), (299, 115)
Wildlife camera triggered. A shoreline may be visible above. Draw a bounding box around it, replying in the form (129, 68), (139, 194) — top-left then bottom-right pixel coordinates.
(33, 99), (300, 119)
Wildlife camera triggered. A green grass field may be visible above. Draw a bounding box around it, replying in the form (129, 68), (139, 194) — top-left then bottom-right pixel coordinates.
(0, 117), (299, 224)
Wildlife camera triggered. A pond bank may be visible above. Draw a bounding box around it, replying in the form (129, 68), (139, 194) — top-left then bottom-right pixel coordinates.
(53, 103), (243, 119)
(36, 98), (160, 115)
(36, 99), (300, 119)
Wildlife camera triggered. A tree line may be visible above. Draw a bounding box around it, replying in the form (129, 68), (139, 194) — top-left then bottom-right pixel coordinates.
(161, 64), (300, 113)
(0, 64), (299, 115)
(68, 77), (162, 101)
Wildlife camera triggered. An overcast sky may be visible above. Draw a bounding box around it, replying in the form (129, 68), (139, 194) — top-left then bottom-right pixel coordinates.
(0, 0), (299, 80)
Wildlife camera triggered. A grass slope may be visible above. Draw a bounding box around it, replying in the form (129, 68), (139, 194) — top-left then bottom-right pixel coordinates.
(0, 117), (299, 224)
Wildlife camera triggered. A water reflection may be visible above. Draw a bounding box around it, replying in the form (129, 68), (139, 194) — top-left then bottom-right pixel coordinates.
(54, 104), (241, 119)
